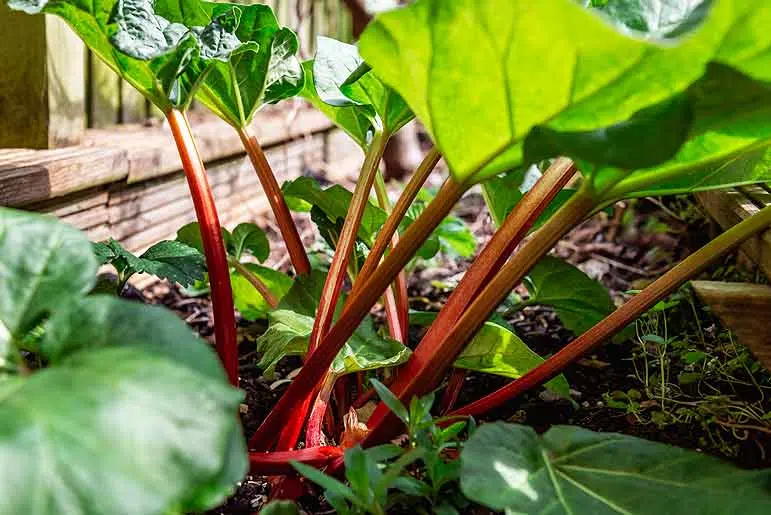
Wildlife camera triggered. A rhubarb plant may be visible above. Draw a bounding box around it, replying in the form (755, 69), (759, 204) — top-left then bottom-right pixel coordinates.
(250, 0), (771, 456)
(5, 0), (254, 383)
(0, 208), (245, 514)
(154, 0), (311, 275)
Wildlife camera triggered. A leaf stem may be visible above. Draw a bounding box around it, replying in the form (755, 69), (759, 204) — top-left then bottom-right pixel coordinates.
(451, 203), (771, 417)
(365, 175), (593, 445)
(373, 170), (409, 343)
(274, 131), (389, 451)
(249, 176), (467, 451)
(229, 258), (279, 309)
(238, 126), (311, 276)
(364, 158), (577, 439)
(167, 110), (238, 386)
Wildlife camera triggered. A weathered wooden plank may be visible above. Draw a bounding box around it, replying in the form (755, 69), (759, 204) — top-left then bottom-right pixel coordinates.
(27, 188), (109, 218)
(0, 147), (127, 206)
(60, 203), (109, 231)
(697, 187), (771, 279)
(692, 281), (771, 371)
(0, 7), (85, 148)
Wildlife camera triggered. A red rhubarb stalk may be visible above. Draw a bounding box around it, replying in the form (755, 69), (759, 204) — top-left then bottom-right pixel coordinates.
(452, 203), (771, 417)
(249, 177), (467, 451)
(249, 446), (344, 476)
(366, 158), (577, 430)
(238, 126), (311, 275)
(167, 110), (238, 385)
(374, 170), (409, 343)
(364, 183), (596, 445)
(306, 373), (339, 447)
(273, 131), (389, 450)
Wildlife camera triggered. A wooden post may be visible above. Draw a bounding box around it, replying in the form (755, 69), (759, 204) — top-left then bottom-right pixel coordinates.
(88, 52), (120, 128)
(0, 5), (85, 148)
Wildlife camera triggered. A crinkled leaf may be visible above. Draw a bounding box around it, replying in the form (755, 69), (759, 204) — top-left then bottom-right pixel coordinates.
(597, 0), (713, 38)
(256, 311), (409, 377)
(0, 346), (246, 515)
(461, 423), (771, 514)
(454, 321), (570, 397)
(359, 0), (771, 183)
(276, 268), (332, 317)
(524, 256), (616, 337)
(231, 263), (292, 321)
(300, 60), (375, 149)
(314, 36), (413, 136)
(231, 222), (270, 262)
(283, 177), (387, 245)
(0, 209), (96, 343)
(176, 221), (233, 256)
(7, 0), (244, 110)
(162, 1), (303, 127)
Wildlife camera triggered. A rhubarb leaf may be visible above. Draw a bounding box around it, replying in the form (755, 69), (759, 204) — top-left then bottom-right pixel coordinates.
(231, 264), (292, 320)
(159, 1), (304, 127)
(523, 257), (616, 338)
(314, 36), (413, 136)
(0, 347), (245, 515)
(358, 0), (771, 183)
(461, 423), (771, 514)
(454, 321), (570, 397)
(0, 207), (245, 514)
(300, 61), (375, 149)
(255, 311), (409, 377)
(283, 177), (387, 245)
(0, 209), (96, 342)
(409, 312), (569, 396)
(596, 0), (713, 38)
(6, 0), (245, 111)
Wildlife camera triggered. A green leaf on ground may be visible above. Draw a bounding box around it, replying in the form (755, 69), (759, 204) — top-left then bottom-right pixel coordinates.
(454, 322), (570, 397)
(523, 256), (617, 337)
(461, 423), (771, 514)
(256, 311), (409, 378)
(231, 263), (293, 320)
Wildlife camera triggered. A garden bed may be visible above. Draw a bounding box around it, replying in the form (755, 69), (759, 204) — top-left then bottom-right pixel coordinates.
(136, 188), (771, 514)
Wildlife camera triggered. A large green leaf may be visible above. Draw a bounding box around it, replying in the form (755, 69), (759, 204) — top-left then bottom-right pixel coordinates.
(0, 207), (246, 514)
(0, 210), (96, 344)
(7, 0), (245, 110)
(461, 423), (771, 514)
(94, 238), (205, 287)
(230, 222), (270, 262)
(158, 1), (304, 127)
(0, 346), (245, 515)
(231, 263), (293, 321)
(455, 321), (570, 397)
(256, 310), (409, 378)
(358, 0), (771, 183)
(313, 36), (413, 136)
(523, 257), (616, 337)
(41, 295), (224, 379)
